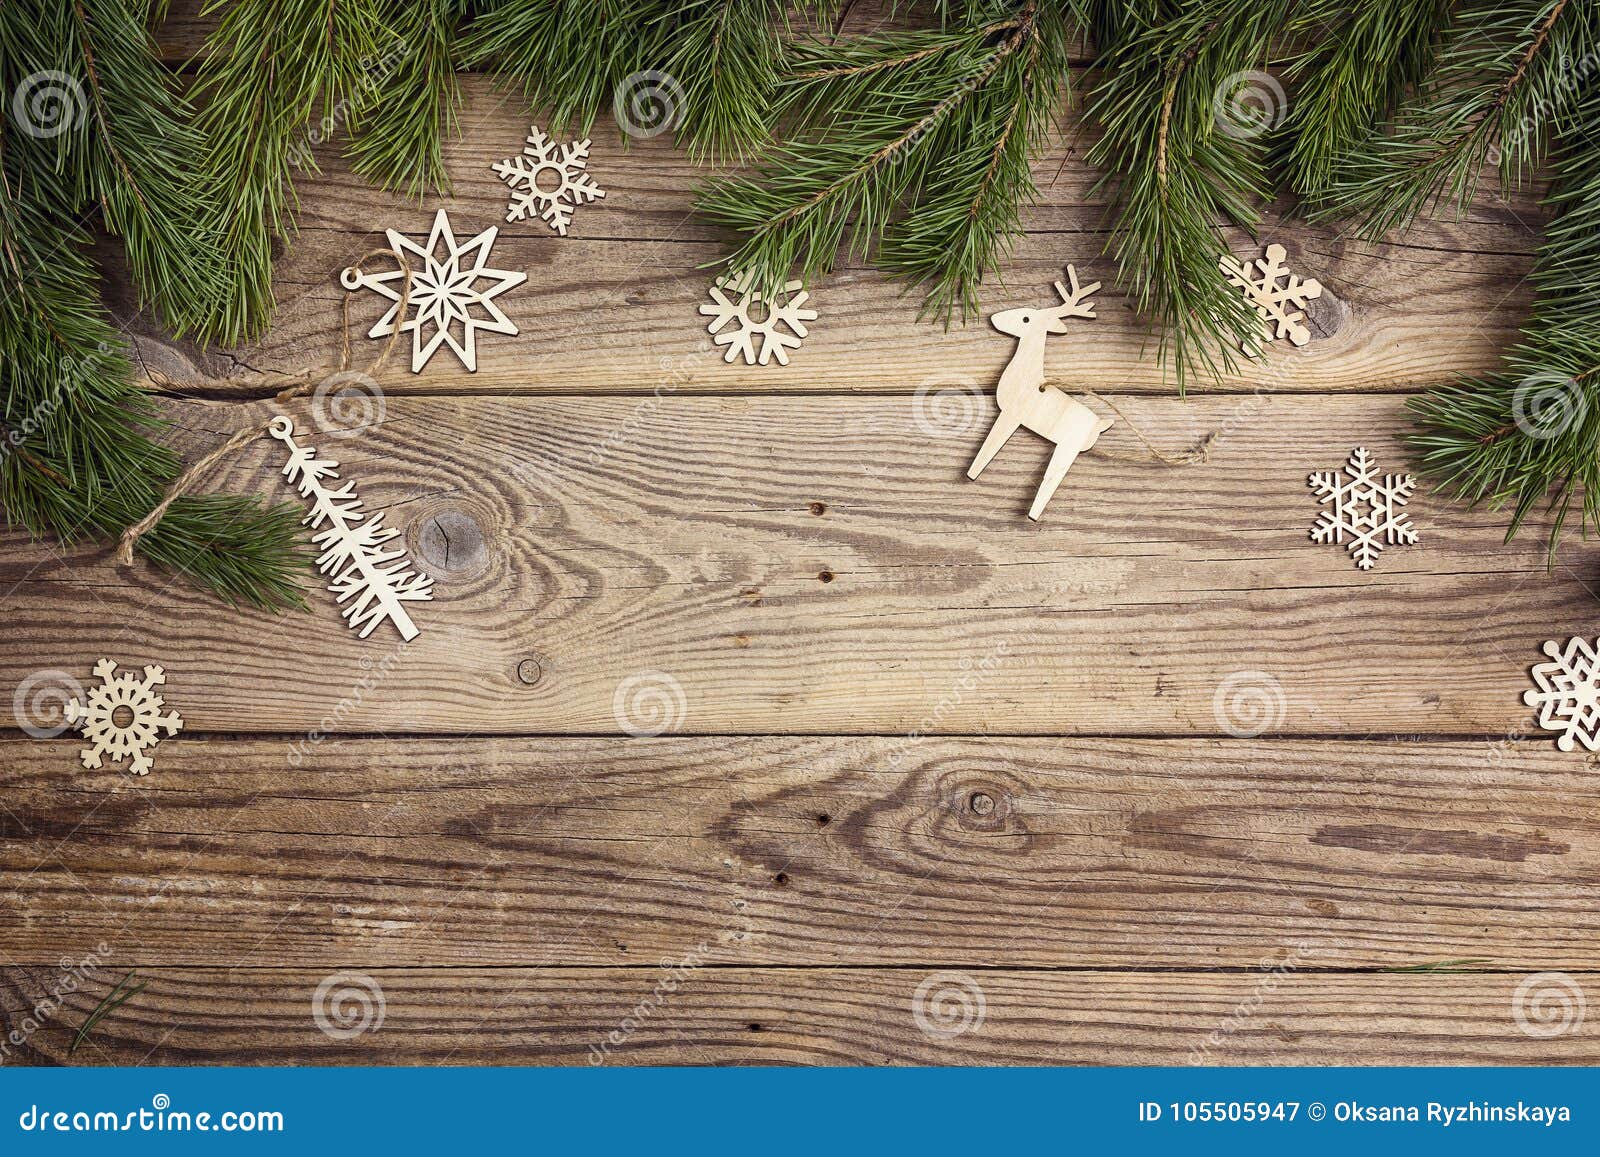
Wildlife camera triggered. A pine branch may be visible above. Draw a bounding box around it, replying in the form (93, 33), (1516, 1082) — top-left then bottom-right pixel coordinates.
(1280, 0), (1454, 198)
(191, 0), (385, 345)
(347, 0), (465, 198)
(461, 0), (799, 162)
(58, 0), (232, 338)
(699, 1), (1077, 320)
(1308, 0), (1595, 236)
(1083, 0), (1289, 390)
(0, 15), (308, 611)
(1410, 82), (1600, 558)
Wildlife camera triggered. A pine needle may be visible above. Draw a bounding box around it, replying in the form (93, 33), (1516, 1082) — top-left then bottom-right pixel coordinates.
(69, 970), (146, 1056)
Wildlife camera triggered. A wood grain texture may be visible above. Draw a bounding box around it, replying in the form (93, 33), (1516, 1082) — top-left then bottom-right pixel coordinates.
(3, 736), (1596, 969)
(3, 966), (1592, 1065)
(2, 394), (1593, 736)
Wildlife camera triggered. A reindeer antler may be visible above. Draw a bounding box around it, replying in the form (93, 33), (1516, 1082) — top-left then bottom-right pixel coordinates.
(1051, 265), (1101, 319)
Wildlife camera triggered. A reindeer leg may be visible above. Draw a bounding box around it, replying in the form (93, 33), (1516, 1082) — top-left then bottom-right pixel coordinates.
(1029, 437), (1085, 520)
(967, 410), (1023, 479)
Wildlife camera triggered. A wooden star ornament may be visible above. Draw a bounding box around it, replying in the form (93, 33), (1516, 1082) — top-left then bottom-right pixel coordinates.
(341, 209), (527, 373)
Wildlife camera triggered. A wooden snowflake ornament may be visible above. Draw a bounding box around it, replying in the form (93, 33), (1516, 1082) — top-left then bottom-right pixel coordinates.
(1220, 243), (1323, 356)
(493, 125), (605, 235)
(341, 209), (526, 374)
(64, 660), (182, 776)
(1308, 448), (1417, 570)
(1525, 637), (1600, 752)
(700, 273), (816, 365)
(269, 416), (434, 641)
(966, 267), (1115, 521)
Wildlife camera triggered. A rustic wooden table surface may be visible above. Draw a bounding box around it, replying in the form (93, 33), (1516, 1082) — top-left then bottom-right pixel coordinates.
(2, 5), (1597, 1066)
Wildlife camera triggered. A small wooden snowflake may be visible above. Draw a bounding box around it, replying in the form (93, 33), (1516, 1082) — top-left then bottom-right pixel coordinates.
(1220, 243), (1323, 357)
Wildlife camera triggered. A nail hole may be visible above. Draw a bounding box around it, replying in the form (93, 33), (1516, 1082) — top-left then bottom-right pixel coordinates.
(773, 872), (789, 887)
(809, 501), (826, 516)
(748, 1022), (763, 1032)
(818, 570), (834, 583)
(817, 813), (831, 827)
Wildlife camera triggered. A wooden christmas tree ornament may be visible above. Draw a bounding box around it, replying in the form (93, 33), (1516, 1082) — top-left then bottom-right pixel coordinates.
(966, 267), (1115, 520)
(269, 416), (434, 641)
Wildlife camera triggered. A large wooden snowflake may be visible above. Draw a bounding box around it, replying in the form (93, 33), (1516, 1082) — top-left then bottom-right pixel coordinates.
(1308, 447), (1417, 570)
(341, 209), (527, 373)
(1525, 637), (1600, 752)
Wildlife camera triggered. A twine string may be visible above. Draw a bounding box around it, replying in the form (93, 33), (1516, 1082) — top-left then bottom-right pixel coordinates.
(1083, 388), (1215, 467)
(114, 248), (411, 567)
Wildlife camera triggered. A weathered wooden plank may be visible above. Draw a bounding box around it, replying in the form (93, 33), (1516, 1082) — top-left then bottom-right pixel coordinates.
(3, 737), (1596, 968)
(1, 394), (1590, 736)
(117, 79), (1540, 394)
(4, 966), (1592, 1065)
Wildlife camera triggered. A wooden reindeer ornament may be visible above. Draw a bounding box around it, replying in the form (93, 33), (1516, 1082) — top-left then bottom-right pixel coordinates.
(967, 267), (1114, 520)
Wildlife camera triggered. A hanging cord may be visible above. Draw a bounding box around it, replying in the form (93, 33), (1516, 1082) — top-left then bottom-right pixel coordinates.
(1083, 388), (1216, 466)
(114, 248), (411, 567)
